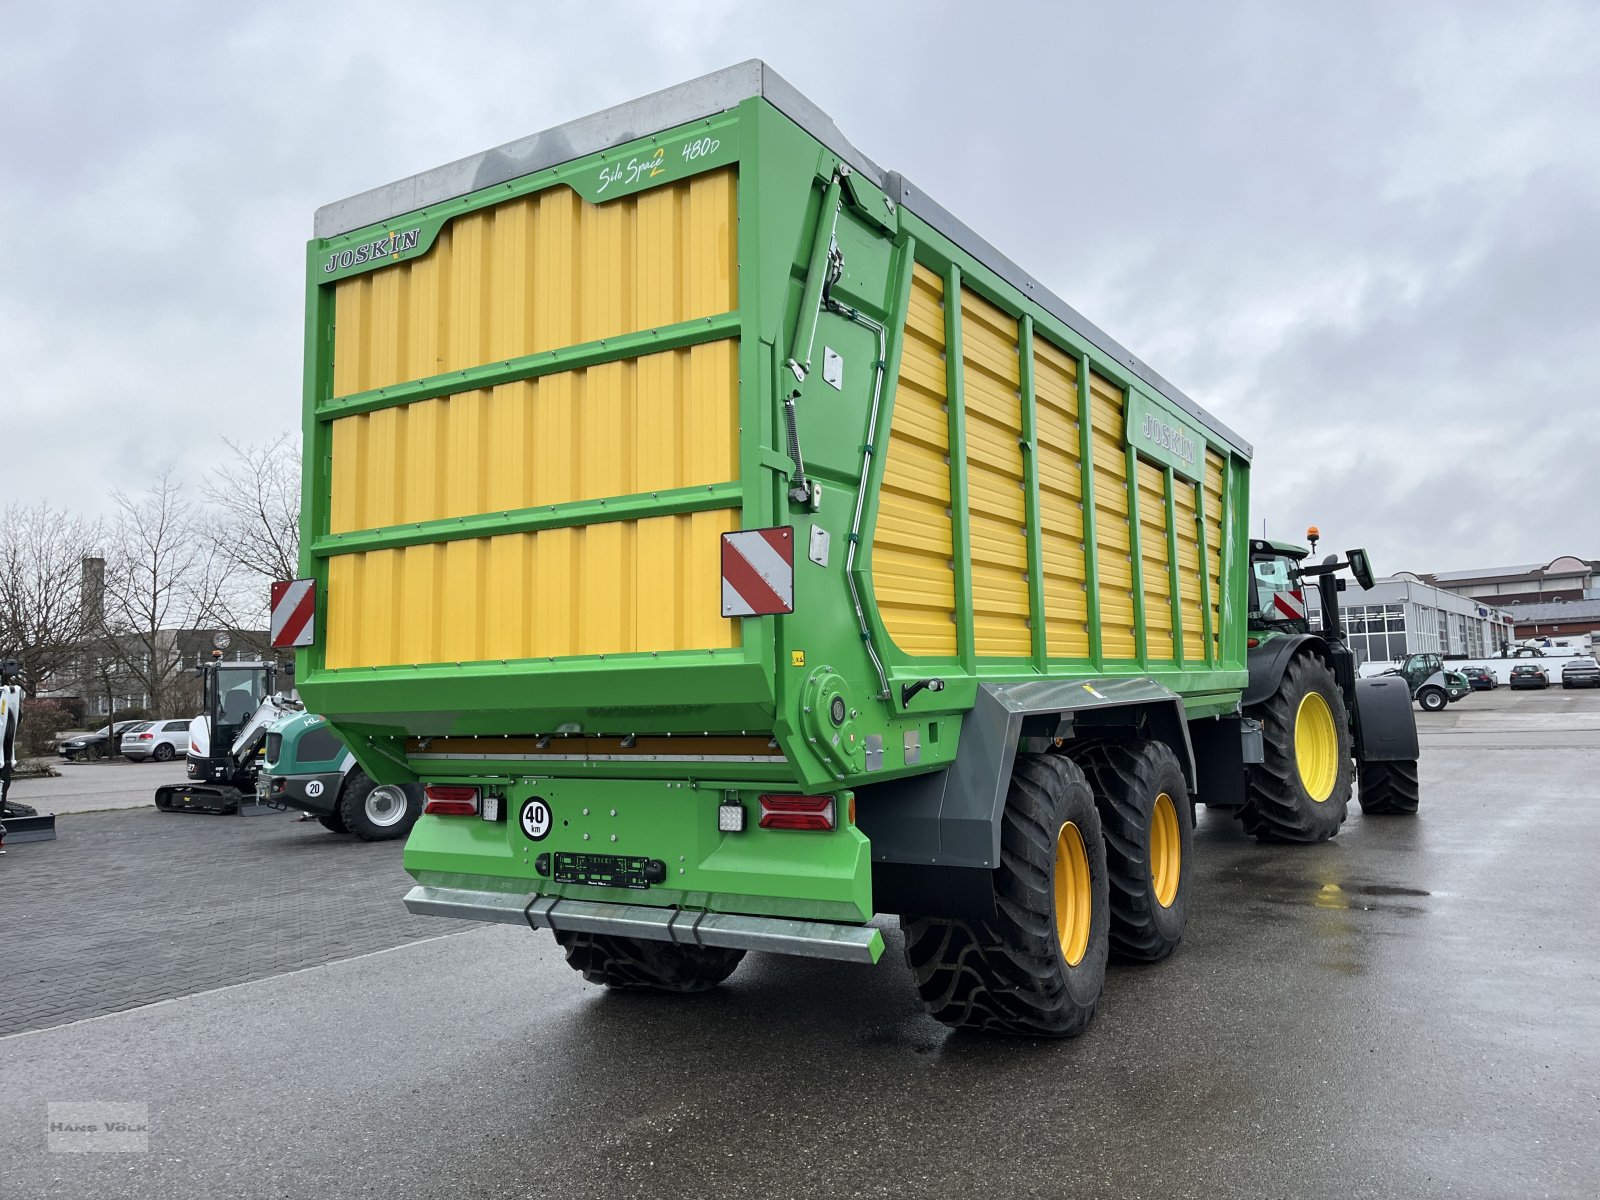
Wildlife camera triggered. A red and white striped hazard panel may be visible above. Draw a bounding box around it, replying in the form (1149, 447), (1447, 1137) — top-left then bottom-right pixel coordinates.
(1272, 588), (1307, 621)
(271, 579), (317, 648)
(721, 528), (795, 618)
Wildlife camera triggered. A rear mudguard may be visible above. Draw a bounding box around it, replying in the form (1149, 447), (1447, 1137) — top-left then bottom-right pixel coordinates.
(1352, 676), (1419, 762)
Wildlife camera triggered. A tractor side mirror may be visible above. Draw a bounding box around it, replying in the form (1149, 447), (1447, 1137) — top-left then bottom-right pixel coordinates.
(1346, 548), (1374, 590)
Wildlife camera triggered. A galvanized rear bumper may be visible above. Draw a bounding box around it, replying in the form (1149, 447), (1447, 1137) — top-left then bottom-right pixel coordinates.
(403, 885), (884, 964)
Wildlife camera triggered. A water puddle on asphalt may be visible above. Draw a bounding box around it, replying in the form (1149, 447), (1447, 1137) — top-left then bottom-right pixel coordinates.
(1306, 881), (1430, 917)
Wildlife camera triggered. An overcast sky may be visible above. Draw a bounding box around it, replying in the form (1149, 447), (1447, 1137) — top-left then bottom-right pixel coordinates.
(4, 2), (1596, 576)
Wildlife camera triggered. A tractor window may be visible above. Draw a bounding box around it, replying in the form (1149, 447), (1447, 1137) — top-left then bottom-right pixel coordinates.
(1250, 555), (1307, 626)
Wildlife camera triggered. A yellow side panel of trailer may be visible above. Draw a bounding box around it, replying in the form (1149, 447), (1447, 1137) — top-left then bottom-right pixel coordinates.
(960, 288), (1031, 659)
(327, 339), (738, 533)
(1204, 449), (1228, 660)
(1136, 458), (1175, 661)
(1173, 476), (1208, 662)
(1033, 337), (1090, 659)
(323, 508), (739, 669)
(1089, 372), (1136, 658)
(874, 264), (959, 658)
(328, 170), (737, 398)
(321, 168), (741, 668)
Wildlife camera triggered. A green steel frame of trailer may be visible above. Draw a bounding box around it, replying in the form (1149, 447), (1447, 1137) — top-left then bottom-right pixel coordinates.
(295, 61), (1255, 963)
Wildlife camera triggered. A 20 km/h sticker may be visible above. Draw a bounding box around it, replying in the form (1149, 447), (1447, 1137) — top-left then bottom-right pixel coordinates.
(520, 798), (552, 841)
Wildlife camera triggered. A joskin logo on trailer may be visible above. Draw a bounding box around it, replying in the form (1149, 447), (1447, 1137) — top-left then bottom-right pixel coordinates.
(1127, 392), (1206, 481)
(322, 227), (422, 275)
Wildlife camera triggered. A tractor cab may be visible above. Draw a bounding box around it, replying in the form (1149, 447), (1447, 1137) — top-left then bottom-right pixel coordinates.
(1249, 529), (1376, 642)
(1396, 653), (1445, 693)
(1249, 539), (1313, 633)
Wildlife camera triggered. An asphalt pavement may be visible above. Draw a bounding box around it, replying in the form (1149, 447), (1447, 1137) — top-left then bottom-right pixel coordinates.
(3, 687), (1597, 1199)
(8, 756), (187, 814)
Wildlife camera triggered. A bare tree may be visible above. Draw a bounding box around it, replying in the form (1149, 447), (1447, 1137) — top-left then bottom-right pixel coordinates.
(101, 470), (235, 716)
(0, 501), (103, 695)
(202, 433), (302, 584)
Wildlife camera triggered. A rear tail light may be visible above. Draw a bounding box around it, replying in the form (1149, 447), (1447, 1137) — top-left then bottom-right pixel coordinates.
(424, 784), (481, 816)
(138, 733), (153, 740)
(758, 794), (836, 831)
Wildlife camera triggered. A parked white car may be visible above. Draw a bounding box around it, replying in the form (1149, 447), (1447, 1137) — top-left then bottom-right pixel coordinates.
(121, 718), (193, 762)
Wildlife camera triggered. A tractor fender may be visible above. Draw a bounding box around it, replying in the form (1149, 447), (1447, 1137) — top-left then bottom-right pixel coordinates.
(1352, 675), (1420, 762)
(856, 679), (1192, 918)
(1243, 634), (1331, 708)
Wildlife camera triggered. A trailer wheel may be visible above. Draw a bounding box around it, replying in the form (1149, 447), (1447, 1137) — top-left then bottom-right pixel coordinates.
(1357, 760), (1420, 816)
(553, 931), (744, 992)
(1417, 687), (1448, 712)
(1239, 653), (1352, 843)
(1072, 740), (1193, 962)
(902, 753), (1108, 1037)
(337, 772), (422, 841)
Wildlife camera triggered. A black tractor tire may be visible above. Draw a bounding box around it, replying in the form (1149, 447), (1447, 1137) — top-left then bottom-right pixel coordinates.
(553, 930), (745, 992)
(1239, 653), (1352, 844)
(337, 770), (422, 841)
(2, 800), (38, 818)
(152, 743), (175, 762)
(1417, 687), (1448, 712)
(316, 811), (349, 834)
(1072, 740), (1193, 963)
(902, 753), (1109, 1038)
(1358, 759), (1420, 816)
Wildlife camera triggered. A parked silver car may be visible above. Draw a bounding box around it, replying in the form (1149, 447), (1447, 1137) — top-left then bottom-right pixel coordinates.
(1561, 657), (1600, 690)
(121, 718), (193, 762)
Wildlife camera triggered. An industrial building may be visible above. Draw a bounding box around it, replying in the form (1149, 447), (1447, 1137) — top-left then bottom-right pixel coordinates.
(1308, 576), (1517, 665)
(1423, 556), (1598, 606)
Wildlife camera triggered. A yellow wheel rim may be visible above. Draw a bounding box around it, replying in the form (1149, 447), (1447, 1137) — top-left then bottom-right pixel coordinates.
(1150, 792), (1181, 908)
(1295, 690), (1339, 802)
(1053, 821), (1092, 966)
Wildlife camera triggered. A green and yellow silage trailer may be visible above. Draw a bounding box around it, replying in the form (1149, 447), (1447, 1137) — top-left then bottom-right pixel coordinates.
(295, 62), (1418, 1036)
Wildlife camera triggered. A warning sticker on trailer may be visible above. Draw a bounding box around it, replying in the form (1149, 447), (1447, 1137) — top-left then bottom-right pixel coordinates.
(270, 579), (316, 648)
(720, 528), (795, 618)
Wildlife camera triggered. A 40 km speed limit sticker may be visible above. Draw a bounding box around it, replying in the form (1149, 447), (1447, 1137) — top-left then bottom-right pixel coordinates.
(519, 798), (552, 841)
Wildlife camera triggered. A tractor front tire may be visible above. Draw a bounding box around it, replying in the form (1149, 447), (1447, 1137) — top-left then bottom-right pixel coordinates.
(902, 753), (1109, 1038)
(1358, 760), (1420, 816)
(1240, 653), (1352, 844)
(1073, 740), (1193, 963)
(1418, 687), (1448, 712)
(553, 931), (744, 992)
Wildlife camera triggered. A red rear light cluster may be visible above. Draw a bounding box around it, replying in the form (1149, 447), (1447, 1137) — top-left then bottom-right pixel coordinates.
(138, 733), (153, 740)
(424, 785), (481, 816)
(758, 794), (836, 831)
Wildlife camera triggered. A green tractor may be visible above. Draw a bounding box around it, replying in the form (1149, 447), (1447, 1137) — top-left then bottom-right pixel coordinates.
(1219, 530), (1422, 840)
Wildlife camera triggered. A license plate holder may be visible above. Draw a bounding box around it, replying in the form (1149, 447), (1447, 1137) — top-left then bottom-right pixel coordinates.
(553, 853), (661, 890)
